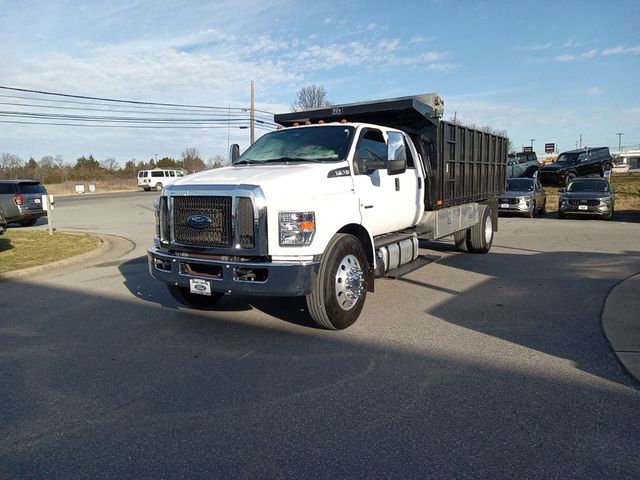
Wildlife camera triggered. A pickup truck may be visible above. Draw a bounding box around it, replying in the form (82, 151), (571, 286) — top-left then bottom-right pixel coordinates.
(148, 94), (508, 329)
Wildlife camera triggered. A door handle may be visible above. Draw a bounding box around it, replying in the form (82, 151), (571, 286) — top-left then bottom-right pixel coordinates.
(395, 178), (400, 191)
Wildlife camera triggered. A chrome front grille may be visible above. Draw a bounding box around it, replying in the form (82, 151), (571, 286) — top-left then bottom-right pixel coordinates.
(499, 198), (519, 205)
(236, 197), (255, 248)
(173, 196), (233, 247)
(569, 199), (599, 206)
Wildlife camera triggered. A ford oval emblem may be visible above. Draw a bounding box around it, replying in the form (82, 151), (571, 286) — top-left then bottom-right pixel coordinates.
(187, 214), (212, 229)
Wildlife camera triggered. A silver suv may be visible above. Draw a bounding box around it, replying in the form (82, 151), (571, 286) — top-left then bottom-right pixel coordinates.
(0, 180), (48, 226)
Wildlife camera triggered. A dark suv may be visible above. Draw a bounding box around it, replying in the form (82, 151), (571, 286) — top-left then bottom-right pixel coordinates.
(0, 180), (48, 226)
(539, 147), (612, 186)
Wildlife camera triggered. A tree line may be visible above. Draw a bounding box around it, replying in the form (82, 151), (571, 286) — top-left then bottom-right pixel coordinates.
(0, 149), (227, 184)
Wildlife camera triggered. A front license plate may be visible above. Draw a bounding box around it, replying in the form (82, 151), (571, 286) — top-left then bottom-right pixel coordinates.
(500, 203), (509, 209)
(190, 278), (211, 296)
(578, 205), (588, 211)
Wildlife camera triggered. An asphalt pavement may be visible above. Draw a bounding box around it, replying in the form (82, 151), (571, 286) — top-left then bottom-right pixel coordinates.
(603, 273), (640, 383)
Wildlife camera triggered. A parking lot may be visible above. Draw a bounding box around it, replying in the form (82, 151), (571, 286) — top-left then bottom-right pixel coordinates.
(1, 191), (639, 478)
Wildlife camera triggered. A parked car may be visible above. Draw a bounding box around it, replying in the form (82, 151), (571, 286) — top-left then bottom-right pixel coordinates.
(611, 156), (630, 174)
(506, 151), (539, 178)
(137, 169), (185, 191)
(558, 177), (614, 220)
(0, 207), (6, 235)
(0, 180), (48, 226)
(498, 177), (546, 218)
(539, 147), (612, 186)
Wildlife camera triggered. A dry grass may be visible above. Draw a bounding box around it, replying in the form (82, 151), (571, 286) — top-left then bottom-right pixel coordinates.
(0, 230), (102, 273)
(45, 179), (138, 196)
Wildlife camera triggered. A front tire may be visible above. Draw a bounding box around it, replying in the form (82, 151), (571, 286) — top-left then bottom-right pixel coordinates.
(306, 234), (368, 330)
(155, 182), (163, 191)
(468, 205), (493, 253)
(527, 201), (536, 218)
(167, 284), (224, 309)
(565, 173), (576, 186)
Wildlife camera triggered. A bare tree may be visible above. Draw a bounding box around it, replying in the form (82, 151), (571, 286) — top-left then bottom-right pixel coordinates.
(101, 157), (119, 172)
(207, 154), (227, 169)
(292, 85), (332, 112)
(181, 148), (206, 173)
(1, 153), (23, 179)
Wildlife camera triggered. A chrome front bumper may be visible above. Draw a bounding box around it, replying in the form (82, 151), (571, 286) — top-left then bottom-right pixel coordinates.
(148, 247), (320, 296)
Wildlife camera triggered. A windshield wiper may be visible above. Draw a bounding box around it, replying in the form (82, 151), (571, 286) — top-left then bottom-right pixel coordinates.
(264, 157), (323, 164)
(233, 159), (260, 165)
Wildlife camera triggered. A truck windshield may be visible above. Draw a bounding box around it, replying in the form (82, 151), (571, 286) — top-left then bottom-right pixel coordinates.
(234, 125), (356, 165)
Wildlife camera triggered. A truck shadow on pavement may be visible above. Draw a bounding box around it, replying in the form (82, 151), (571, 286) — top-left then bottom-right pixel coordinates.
(1, 271), (639, 478)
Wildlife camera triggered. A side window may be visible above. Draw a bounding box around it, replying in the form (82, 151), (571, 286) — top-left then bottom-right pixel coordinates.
(354, 129), (386, 169)
(177, 171), (184, 177)
(169, 171), (175, 177)
(405, 139), (415, 168)
(0, 183), (15, 194)
(151, 171), (163, 178)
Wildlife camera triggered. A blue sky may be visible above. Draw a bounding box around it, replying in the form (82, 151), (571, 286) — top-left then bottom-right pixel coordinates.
(1, 0), (639, 165)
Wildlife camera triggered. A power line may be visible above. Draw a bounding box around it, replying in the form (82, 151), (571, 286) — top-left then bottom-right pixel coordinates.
(0, 119), (254, 129)
(0, 85), (278, 116)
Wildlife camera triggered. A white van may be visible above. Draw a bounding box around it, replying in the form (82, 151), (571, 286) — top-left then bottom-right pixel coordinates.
(137, 169), (185, 191)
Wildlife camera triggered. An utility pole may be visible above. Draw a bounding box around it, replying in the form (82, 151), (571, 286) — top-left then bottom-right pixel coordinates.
(530, 139), (535, 151)
(579, 133), (582, 149)
(617, 132), (623, 153)
(250, 80), (255, 145)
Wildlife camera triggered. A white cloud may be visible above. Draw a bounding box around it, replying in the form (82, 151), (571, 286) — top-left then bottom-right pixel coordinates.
(366, 22), (377, 31)
(531, 49), (599, 63)
(517, 42), (552, 52)
(602, 45), (640, 56)
(579, 87), (603, 96)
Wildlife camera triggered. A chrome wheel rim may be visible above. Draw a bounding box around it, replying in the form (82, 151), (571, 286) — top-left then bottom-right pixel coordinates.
(335, 254), (364, 311)
(484, 215), (493, 244)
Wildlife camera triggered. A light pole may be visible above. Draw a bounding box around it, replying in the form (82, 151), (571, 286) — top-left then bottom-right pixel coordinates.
(530, 139), (535, 151)
(616, 132), (623, 153)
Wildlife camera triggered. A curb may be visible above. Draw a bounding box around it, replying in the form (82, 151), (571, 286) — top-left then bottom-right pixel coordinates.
(602, 272), (640, 385)
(0, 231), (110, 281)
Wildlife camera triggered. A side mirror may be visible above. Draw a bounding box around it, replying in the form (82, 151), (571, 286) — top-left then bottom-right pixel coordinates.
(387, 131), (407, 175)
(229, 144), (240, 163)
(559, 188), (565, 193)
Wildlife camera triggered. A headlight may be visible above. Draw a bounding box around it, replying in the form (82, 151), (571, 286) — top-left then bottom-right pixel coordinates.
(279, 212), (316, 247)
(518, 197), (529, 205)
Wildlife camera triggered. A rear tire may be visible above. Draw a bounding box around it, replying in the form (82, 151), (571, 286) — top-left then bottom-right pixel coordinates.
(306, 234), (368, 330)
(155, 183), (163, 191)
(468, 205), (493, 253)
(167, 284), (224, 309)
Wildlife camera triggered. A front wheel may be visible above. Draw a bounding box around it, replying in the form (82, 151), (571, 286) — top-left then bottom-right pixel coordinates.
(155, 182), (163, 191)
(565, 173), (576, 186)
(306, 234), (368, 330)
(167, 284), (224, 309)
(468, 205), (493, 253)
(527, 201), (536, 218)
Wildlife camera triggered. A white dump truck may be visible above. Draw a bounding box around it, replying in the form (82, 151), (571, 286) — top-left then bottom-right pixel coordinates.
(148, 94), (508, 329)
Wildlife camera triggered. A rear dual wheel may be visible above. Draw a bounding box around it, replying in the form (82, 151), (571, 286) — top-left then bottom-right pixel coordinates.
(453, 205), (494, 254)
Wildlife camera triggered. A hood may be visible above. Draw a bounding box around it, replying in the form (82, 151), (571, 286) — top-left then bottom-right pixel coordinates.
(500, 190), (534, 198)
(540, 163), (569, 172)
(563, 191), (611, 199)
(166, 162), (351, 200)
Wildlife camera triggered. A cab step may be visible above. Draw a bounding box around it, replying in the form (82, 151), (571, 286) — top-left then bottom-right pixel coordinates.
(384, 254), (441, 279)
